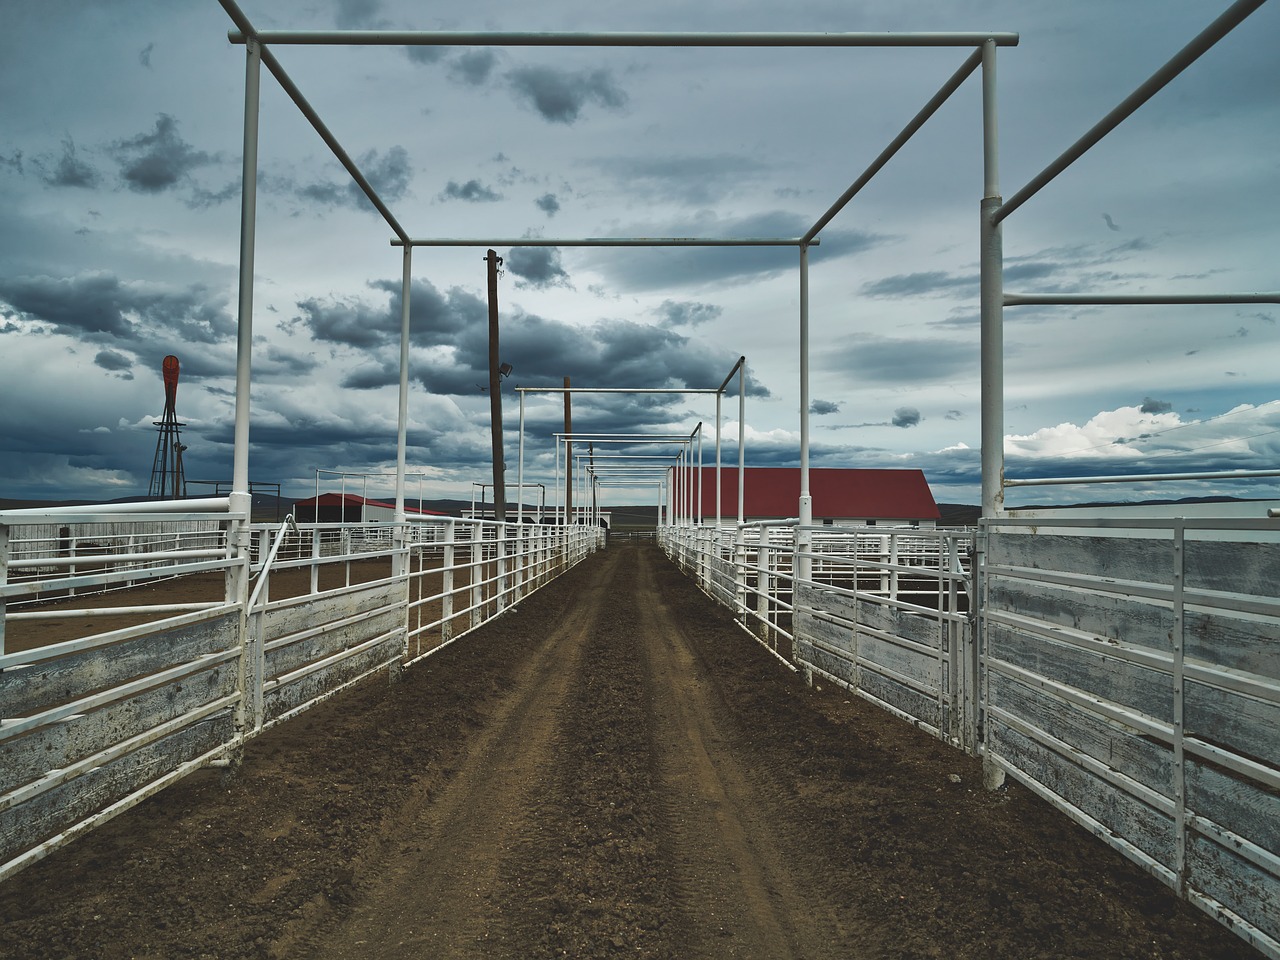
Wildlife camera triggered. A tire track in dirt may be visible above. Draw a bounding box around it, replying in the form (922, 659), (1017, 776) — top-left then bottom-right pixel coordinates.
(495, 545), (677, 958)
(633, 545), (846, 959)
(299, 548), (625, 960)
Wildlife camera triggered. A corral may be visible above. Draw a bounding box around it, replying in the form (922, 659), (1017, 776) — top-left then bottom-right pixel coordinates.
(0, 541), (1261, 959)
(2, 2), (1279, 957)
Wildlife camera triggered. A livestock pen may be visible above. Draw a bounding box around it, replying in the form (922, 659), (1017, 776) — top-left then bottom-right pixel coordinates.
(0, 502), (601, 884)
(664, 509), (1280, 958)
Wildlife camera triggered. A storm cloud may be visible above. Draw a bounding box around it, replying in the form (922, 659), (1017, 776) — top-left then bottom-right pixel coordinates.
(506, 66), (627, 124)
(506, 246), (571, 290)
(112, 114), (212, 194)
(440, 179), (502, 203)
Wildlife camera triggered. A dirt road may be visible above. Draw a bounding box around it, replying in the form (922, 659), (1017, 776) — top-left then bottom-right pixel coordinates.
(0, 544), (1248, 959)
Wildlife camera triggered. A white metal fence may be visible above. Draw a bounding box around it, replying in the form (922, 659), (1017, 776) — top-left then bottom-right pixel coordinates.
(0, 503), (601, 883)
(663, 516), (1279, 959)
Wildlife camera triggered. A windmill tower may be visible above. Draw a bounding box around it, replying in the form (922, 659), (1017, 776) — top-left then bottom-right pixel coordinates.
(147, 355), (187, 499)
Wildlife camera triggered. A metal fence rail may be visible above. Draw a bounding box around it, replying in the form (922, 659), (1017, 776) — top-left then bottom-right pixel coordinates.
(664, 513), (1279, 959)
(0, 505), (601, 883)
(664, 523), (975, 729)
(981, 515), (1280, 959)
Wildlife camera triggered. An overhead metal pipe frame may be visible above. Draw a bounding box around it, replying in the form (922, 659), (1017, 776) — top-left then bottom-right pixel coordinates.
(547, 433), (691, 526)
(988, 0), (1271, 507)
(516, 361), (744, 525)
(217, 0), (1031, 555)
(220, 0), (1272, 567)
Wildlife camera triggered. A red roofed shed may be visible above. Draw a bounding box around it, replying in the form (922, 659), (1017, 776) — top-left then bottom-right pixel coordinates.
(680, 467), (940, 526)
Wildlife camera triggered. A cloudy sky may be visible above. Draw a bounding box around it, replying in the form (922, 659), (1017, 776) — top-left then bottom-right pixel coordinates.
(1, 0), (1277, 510)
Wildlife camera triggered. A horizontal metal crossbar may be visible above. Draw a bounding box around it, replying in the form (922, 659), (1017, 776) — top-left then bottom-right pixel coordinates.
(394, 236), (819, 248)
(230, 29), (1021, 48)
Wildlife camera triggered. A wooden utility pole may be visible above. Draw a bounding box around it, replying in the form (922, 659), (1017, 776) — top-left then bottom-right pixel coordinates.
(563, 375), (572, 523)
(486, 249), (506, 522)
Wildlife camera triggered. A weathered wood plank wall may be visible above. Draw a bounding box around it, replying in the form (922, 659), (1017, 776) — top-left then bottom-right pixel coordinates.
(984, 524), (1280, 958)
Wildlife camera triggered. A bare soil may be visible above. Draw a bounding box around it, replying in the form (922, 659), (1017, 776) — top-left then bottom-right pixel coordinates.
(0, 544), (1252, 959)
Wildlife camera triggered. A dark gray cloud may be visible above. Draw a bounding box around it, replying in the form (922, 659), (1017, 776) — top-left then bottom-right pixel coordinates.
(112, 114), (212, 194)
(449, 49), (498, 86)
(40, 137), (99, 188)
(589, 211), (881, 292)
(654, 300), (722, 328)
(360, 146), (412, 202)
(0, 151), (22, 175)
(1140, 396), (1173, 414)
(138, 43), (153, 69)
(810, 399), (841, 415)
(406, 46), (447, 66)
(506, 246), (571, 290)
(293, 276), (769, 402)
(263, 345), (320, 377)
(536, 193), (561, 217)
(867, 240), (1155, 303)
(188, 179), (240, 209)
(945, 409), (964, 421)
(94, 349), (133, 372)
(341, 362), (399, 391)
(862, 270), (975, 298)
(0, 272), (234, 353)
(299, 146), (413, 209)
(1003, 261), (1061, 283)
(820, 334), (977, 385)
(892, 407), (921, 428)
(296, 277), (485, 356)
(506, 66), (627, 124)
(440, 178), (502, 203)
(294, 294), (401, 349)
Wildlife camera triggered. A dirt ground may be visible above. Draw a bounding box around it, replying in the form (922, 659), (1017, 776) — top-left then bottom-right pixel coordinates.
(0, 543), (1253, 959)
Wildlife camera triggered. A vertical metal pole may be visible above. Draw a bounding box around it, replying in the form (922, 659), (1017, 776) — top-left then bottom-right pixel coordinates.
(394, 245), (411, 522)
(563, 377), (573, 522)
(392, 244), (411, 576)
(230, 39), (260, 523)
(228, 37), (261, 752)
(517, 392), (526, 524)
(980, 38), (1005, 520)
(487, 250), (506, 523)
(683, 446), (691, 527)
(1172, 522), (1188, 895)
(675, 450), (683, 526)
(716, 391), (723, 530)
(738, 360), (746, 525)
(798, 243), (813, 581)
(696, 424), (704, 526)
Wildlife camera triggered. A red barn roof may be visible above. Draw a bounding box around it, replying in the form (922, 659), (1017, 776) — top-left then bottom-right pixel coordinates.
(690, 467), (939, 521)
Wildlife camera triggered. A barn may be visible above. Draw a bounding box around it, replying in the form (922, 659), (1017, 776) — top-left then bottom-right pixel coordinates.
(292, 493), (447, 523)
(682, 467), (941, 527)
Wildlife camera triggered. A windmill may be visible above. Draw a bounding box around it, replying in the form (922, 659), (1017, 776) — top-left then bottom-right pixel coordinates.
(147, 355), (187, 499)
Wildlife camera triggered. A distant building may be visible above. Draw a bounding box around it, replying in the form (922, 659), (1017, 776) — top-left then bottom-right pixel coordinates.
(677, 467), (941, 528)
(292, 493), (447, 523)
